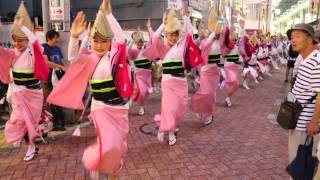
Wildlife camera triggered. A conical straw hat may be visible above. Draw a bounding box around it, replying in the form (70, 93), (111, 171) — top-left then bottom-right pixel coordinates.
(90, 10), (114, 40)
(132, 27), (144, 43)
(198, 22), (209, 38)
(11, 1), (33, 39)
(207, 6), (221, 33)
(165, 9), (181, 33)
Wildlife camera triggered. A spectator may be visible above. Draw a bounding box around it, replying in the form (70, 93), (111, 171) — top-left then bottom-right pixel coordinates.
(42, 30), (66, 131)
(287, 23), (320, 166)
(0, 80), (8, 112)
(284, 44), (299, 82)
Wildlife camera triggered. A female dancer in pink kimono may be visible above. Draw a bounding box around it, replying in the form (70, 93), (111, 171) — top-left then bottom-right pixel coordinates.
(143, 7), (193, 146)
(240, 35), (259, 90)
(255, 39), (272, 78)
(48, 0), (131, 179)
(190, 6), (222, 125)
(0, 3), (49, 161)
(220, 25), (242, 107)
(128, 30), (152, 116)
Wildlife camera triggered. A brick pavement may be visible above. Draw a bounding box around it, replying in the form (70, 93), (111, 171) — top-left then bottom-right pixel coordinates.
(0, 69), (290, 180)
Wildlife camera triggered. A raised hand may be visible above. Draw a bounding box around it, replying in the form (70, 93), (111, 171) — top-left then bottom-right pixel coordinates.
(71, 11), (87, 38)
(146, 18), (151, 28)
(101, 0), (111, 15)
(86, 22), (92, 35)
(162, 12), (167, 25)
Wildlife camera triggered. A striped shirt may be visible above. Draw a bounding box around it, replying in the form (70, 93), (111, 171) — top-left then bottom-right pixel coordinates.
(291, 50), (320, 131)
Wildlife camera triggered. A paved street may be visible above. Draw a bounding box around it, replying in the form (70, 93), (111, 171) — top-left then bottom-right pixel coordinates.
(0, 69), (290, 180)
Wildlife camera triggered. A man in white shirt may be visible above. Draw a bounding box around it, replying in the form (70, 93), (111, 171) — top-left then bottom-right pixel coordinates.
(287, 23), (320, 165)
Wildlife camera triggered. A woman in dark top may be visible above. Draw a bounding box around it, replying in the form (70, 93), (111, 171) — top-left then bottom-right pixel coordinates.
(285, 44), (299, 82)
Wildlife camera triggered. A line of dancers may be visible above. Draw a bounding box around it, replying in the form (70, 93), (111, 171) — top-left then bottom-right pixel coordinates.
(0, 0), (288, 179)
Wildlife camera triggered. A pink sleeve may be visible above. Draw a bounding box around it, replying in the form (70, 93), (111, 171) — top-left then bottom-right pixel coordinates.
(183, 16), (193, 35)
(33, 41), (49, 81)
(0, 47), (15, 62)
(47, 54), (95, 110)
(200, 32), (216, 52)
(148, 27), (154, 37)
(0, 47), (15, 83)
(106, 14), (125, 44)
(151, 24), (165, 48)
(178, 33), (191, 68)
(238, 37), (248, 60)
(143, 24), (165, 60)
(127, 47), (138, 61)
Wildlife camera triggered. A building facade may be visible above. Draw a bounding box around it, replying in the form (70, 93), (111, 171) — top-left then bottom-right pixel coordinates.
(244, 0), (272, 34)
(272, 0), (319, 35)
(0, 0), (42, 24)
(0, 0), (249, 34)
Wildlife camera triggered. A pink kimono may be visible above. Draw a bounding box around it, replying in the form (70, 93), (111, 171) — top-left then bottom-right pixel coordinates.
(254, 44), (270, 73)
(190, 33), (221, 118)
(0, 26), (47, 144)
(143, 16), (193, 132)
(223, 46), (241, 96)
(48, 14), (129, 176)
(220, 26), (240, 96)
(239, 36), (259, 79)
(128, 47), (152, 106)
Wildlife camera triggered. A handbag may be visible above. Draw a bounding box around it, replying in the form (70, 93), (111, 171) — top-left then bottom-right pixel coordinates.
(286, 136), (318, 180)
(38, 109), (54, 134)
(277, 95), (316, 130)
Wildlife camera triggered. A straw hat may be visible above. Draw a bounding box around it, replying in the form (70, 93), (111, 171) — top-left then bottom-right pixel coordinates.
(90, 10), (114, 40)
(165, 9), (181, 33)
(198, 22), (209, 38)
(207, 5), (221, 33)
(132, 27), (144, 43)
(11, 1), (33, 39)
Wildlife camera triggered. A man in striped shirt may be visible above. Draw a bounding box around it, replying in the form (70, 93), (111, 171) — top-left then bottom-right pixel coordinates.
(287, 23), (320, 164)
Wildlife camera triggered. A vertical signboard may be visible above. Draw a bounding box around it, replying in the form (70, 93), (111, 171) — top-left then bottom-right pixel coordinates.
(168, 0), (182, 10)
(49, 0), (65, 31)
